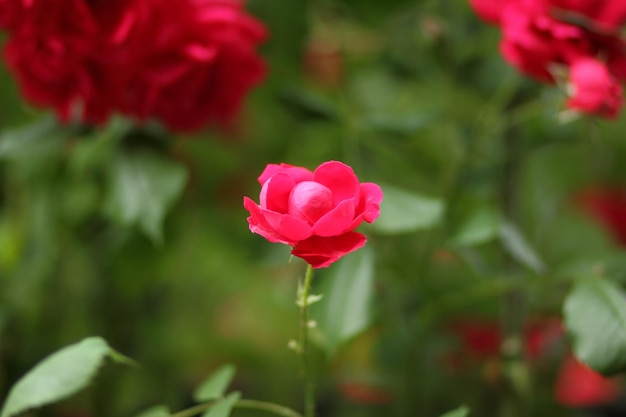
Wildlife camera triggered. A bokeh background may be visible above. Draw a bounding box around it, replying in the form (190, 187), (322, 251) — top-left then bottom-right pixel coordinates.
(2, 1), (626, 416)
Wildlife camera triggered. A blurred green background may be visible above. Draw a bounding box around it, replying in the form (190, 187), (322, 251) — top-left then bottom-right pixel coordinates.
(2, 1), (626, 416)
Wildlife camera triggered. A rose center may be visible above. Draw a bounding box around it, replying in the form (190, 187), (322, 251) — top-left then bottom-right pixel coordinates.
(288, 181), (334, 223)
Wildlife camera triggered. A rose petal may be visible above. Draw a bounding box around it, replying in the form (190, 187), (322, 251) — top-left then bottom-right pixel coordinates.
(262, 209), (313, 242)
(469, 0), (505, 24)
(554, 354), (621, 407)
(359, 182), (384, 223)
(314, 161), (360, 205)
(258, 163), (313, 185)
(313, 198), (356, 237)
(288, 181), (334, 223)
(260, 172), (294, 212)
(243, 196), (291, 244)
(291, 231), (367, 268)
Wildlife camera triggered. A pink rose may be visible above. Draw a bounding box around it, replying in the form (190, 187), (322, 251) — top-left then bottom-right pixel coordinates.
(567, 58), (622, 117)
(243, 161), (383, 269)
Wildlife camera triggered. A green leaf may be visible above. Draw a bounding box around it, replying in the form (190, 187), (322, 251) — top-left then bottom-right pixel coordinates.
(362, 114), (433, 136)
(104, 150), (188, 243)
(193, 364), (237, 402)
(202, 392), (241, 417)
(132, 405), (171, 417)
(439, 405), (470, 417)
(564, 278), (626, 375)
(373, 184), (444, 235)
(499, 221), (545, 274)
(0, 116), (66, 161)
(69, 117), (131, 175)
(314, 245), (375, 354)
(278, 86), (338, 122)
(0, 337), (128, 417)
(450, 207), (500, 247)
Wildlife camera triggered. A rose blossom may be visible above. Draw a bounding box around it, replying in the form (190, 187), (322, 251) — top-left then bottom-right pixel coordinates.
(469, 0), (626, 117)
(447, 318), (621, 407)
(243, 161), (383, 269)
(114, 0), (267, 131)
(575, 186), (626, 245)
(566, 58), (622, 117)
(1, 0), (267, 132)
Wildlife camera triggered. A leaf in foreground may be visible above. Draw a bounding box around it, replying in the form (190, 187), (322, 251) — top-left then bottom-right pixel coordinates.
(193, 364), (237, 402)
(314, 245), (375, 354)
(202, 392), (241, 417)
(439, 405), (470, 417)
(564, 278), (626, 375)
(373, 184), (444, 235)
(0, 337), (129, 417)
(132, 405), (171, 417)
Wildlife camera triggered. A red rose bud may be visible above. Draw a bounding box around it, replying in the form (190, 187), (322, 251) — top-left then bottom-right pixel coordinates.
(244, 161), (383, 268)
(566, 58), (623, 118)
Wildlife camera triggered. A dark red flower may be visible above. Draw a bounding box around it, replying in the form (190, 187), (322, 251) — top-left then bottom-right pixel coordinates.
(114, 0), (267, 131)
(555, 354), (621, 407)
(448, 317), (620, 408)
(575, 187), (626, 245)
(1, 0), (267, 132)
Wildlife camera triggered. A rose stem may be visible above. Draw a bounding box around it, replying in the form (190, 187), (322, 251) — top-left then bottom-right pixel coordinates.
(298, 264), (316, 417)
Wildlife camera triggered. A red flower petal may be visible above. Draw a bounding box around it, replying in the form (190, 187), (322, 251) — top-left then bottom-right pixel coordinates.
(359, 182), (384, 223)
(312, 198), (356, 237)
(555, 354), (621, 407)
(291, 232), (367, 268)
(243, 197), (291, 244)
(314, 161), (360, 205)
(262, 209), (313, 243)
(258, 163), (313, 186)
(469, 0), (506, 24)
(287, 181), (334, 223)
(260, 172), (295, 213)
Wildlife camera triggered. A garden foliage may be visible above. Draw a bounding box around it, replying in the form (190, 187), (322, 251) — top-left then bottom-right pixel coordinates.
(1, 1), (626, 417)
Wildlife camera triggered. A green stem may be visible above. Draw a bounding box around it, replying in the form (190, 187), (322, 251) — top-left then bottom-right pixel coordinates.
(171, 399), (304, 417)
(298, 264), (316, 417)
(499, 131), (530, 417)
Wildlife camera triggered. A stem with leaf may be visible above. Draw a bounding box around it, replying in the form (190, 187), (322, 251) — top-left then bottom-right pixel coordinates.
(171, 399), (304, 417)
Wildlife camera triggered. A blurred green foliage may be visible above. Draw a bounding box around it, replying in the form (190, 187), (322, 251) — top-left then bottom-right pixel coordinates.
(2, 1), (626, 417)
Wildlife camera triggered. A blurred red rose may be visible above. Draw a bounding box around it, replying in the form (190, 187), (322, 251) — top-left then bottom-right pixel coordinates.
(555, 354), (621, 407)
(499, 3), (590, 82)
(114, 0), (267, 131)
(567, 58), (622, 117)
(575, 187), (626, 245)
(243, 161), (383, 268)
(1, 0), (267, 132)
(3, 0), (115, 123)
(448, 317), (620, 407)
(468, 0), (626, 117)
(550, 0), (626, 33)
